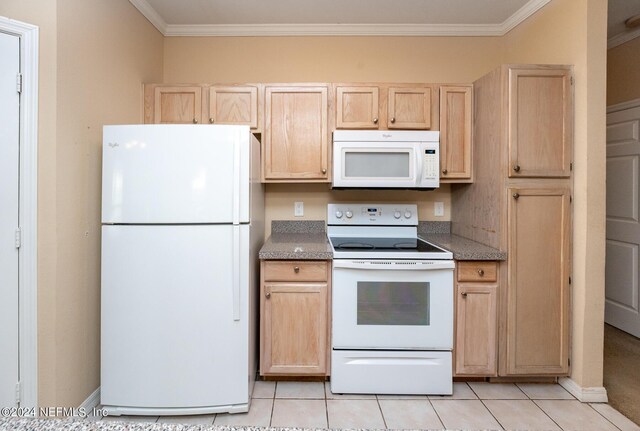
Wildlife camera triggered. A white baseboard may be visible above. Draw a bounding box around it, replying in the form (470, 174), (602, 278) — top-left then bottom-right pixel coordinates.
(79, 387), (101, 410)
(559, 377), (608, 403)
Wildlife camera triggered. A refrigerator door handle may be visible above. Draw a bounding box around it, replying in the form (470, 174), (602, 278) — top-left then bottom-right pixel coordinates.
(232, 137), (241, 226)
(232, 225), (241, 321)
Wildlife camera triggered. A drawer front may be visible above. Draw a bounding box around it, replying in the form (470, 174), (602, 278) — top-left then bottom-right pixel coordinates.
(457, 261), (498, 282)
(263, 261), (328, 282)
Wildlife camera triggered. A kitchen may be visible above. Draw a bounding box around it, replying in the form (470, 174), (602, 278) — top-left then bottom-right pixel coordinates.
(0, 0), (629, 429)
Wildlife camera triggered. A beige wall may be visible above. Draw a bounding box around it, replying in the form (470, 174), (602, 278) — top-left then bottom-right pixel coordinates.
(53, 0), (163, 406)
(164, 36), (503, 236)
(504, 0), (608, 389)
(607, 37), (640, 106)
(0, 0), (59, 407)
(1, 0), (163, 407)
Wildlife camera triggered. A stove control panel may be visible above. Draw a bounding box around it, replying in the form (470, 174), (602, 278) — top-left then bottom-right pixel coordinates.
(328, 203), (418, 225)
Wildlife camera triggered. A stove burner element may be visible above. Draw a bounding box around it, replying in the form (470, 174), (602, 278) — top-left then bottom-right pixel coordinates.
(336, 242), (375, 250)
(393, 242), (416, 249)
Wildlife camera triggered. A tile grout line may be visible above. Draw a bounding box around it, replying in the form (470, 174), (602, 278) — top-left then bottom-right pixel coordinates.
(478, 399), (506, 431)
(375, 395), (388, 429)
(268, 381), (276, 427)
(586, 403), (625, 431)
(324, 382), (330, 429)
(531, 398), (571, 431)
(426, 397), (446, 430)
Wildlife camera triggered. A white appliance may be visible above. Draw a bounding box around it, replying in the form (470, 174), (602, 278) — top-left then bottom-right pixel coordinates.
(328, 203), (454, 395)
(332, 130), (440, 189)
(100, 124), (264, 416)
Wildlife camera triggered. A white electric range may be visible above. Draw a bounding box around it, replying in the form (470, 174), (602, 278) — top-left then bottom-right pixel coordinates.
(328, 203), (454, 395)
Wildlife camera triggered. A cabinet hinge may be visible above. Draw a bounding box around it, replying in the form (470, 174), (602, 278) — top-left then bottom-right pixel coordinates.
(15, 228), (21, 249)
(569, 276), (572, 284)
(570, 76), (574, 85)
(570, 195), (573, 203)
(16, 73), (22, 94)
(570, 162), (573, 171)
(568, 357), (571, 367)
(15, 381), (21, 404)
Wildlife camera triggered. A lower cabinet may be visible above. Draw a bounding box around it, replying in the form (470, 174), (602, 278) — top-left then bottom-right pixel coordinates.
(454, 261), (498, 377)
(260, 260), (331, 376)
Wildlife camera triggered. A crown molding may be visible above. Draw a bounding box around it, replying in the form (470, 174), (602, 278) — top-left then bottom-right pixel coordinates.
(130, 0), (551, 37)
(129, 0), (167, 34)
(608, 27), (640, 49)
(500, 0), (551, 34)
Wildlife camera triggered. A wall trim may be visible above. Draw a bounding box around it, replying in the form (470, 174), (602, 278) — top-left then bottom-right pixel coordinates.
(79, 387), (101, 411)
(607, 98), (640, 114)
(608, 27), (640, 50)
(0, 15), (39, 410)
(130, 0), (550, 37)
(559, 377), (608, 403)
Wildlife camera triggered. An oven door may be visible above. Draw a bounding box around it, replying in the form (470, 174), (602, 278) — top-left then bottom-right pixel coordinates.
(332, 259), (454, 350)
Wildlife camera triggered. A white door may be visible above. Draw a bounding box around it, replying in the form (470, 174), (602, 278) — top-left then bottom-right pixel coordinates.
(102, 124), (250, 224)
(0, 31), (20, 408)
(101, 224), (249, 409)
(606, 104), (640, 337)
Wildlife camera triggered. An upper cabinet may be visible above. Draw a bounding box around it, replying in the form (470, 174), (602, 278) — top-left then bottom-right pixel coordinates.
(334, 84), (437, 130)
(208, 85), (260, 129)
(144, 84), (262, 131)
(147, 85), (205, 124)
(263, 85), (330, 182)
(440, 85), (473, 182)
(388, 87), (433, 129)
(508, 67), (573, 178)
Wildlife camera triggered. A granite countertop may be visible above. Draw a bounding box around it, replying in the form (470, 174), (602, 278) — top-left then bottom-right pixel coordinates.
(259, 220), (506, 261)
(259, 220), (332, 260)
(421, 233), (507, 261)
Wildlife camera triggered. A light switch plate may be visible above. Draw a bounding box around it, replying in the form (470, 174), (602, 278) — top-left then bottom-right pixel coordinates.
(434, 202), (444, 217)
(294, 201), (304, 217)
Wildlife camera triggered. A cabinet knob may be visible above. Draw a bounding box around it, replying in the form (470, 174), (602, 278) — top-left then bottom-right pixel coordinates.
(193, 118), (198, 124)
(442, 169), (448, 175)
(209, 118), (214, 124)
(294, 266), (300, 273)
(477, 268), (485, 276)
(390, 117), (396, 124)
(461, 292), (468, 298)
(265, 292), (271, 299)
(321, 168), (327, 174)
(513, 164), (521, 172)
(373, 118), (379, 124)
(513, 192), (520, 200)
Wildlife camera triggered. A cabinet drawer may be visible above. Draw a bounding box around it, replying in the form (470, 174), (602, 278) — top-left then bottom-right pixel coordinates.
(457, 261), (498, 282)
(263, 261), (329, 282)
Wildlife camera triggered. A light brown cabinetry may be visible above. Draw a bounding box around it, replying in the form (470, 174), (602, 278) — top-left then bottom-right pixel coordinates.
(440, 85), (473, 182)
(334, 84), (437, 130)
(144, 84), (261, 130)
(506, 187), (571, 375)
(455, 272), (498, 376)
(263, 85), (330, 182)
(452, 64), (573, 377)
(260, 260), (331, 376)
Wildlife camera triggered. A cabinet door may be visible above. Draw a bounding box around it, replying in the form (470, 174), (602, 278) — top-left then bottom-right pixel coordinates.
(209, 86), (259, 129)
(440, 86), (473, 181)
(153, 86), (204, 124)
(261, 283), (328, 375)
(388, 87), (432, 129)
(508, 67), (573, 178)
(505, 187), (571, 375)
(336, 86), (380, 129)
(455, 283), (498, 376)
(264, 86), (329, 181)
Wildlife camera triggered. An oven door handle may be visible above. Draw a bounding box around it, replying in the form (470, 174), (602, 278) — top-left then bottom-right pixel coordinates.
(332, 260), (455, 270)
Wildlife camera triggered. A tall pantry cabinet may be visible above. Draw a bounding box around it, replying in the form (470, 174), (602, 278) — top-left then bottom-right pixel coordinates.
(452, 65), (573, 376)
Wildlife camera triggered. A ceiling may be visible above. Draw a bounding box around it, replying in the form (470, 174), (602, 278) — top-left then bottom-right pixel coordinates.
(130, 0), (640, 46)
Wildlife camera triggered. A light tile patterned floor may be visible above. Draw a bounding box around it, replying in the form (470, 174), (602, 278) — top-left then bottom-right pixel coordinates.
(99, 381), (640, 431)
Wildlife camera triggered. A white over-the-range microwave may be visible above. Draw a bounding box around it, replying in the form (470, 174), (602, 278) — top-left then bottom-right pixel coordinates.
(332, 130), (440, 190)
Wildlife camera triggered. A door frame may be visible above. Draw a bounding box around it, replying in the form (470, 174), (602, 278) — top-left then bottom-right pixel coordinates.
(0, 16), (39, 409)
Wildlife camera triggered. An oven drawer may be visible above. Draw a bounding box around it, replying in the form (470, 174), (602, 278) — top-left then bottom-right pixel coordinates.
(457, 261), (498, 282)
(331, 350), (452, 395)
(263, 261), (328, 282)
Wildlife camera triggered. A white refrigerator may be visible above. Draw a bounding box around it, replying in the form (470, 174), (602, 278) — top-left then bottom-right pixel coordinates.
(100, 124), (264, 416)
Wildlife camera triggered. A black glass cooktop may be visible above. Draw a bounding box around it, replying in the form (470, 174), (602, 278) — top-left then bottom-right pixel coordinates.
(329, 237), (445, 253)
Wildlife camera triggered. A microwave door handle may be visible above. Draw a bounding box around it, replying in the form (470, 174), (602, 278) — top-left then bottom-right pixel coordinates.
(416, 146), (424, 187)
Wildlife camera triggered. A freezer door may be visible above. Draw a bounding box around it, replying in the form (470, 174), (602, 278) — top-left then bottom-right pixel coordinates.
(101, 224), (250, 409)
(102, 125), (250, 224)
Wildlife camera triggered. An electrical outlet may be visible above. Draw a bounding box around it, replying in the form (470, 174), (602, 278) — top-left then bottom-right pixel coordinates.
(294, 201), (304, 217)
(434, 201), (444, 217)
